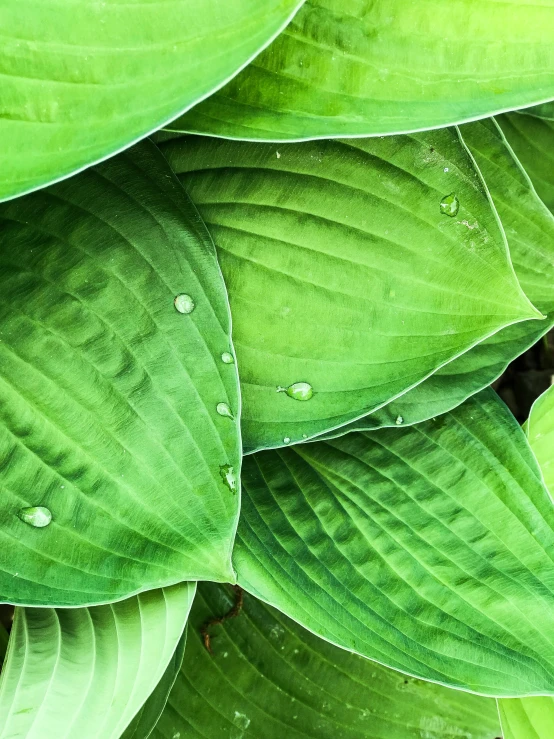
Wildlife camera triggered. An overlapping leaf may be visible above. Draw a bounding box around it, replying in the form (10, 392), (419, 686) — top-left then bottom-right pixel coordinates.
(527, 385), (554, 497)
(0, 0), (304, 202)
(0, 141), (241, 606)
(158, 130), (539, 451)
(0, 584), (195, 739)
(498, 113), (554, 213)
(315, 118), (554, 438)
(148, 583), (501, 739)
(121, 629), (187, 739)
(171, 0), (554, 141)
(234, 389), (554, 695)
(498, 697), (554, 739)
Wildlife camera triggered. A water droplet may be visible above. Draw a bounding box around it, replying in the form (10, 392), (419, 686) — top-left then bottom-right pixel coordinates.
(443, 167), (449, 173)
(302, 434), (308, 439)
(233, 712), (251, 731)
(174, 293), (195, 314)
(439, 193), (459, 217)
(221, 351), (234, 364)
(283, 437), (291, 444)
(216, 402), (234, 420)
(18, 506), (52, 528)
(219, 464), (237, 494)
(276, 381), (313, 401)
(395, 416), (404, 425)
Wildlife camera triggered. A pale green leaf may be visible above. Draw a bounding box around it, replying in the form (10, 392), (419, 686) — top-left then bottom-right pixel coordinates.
(149, 583), (501, 739)
(234, 389), (554, 696)
(0, 584), (195, 739)
(498, 113), (554, 214)
(171, 0), (554, 141)
(0, 141), (241, 606)
(0, 0), (304, 202)
(498, 697), (554, 739)
(158, 129), (540, 452)
(315, 117), (554, 438)
(121, 629), (187, 739)
(527, 385), (554, 497)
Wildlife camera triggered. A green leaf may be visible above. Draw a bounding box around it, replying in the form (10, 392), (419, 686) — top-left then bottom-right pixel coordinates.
(121, 630), (187, 739)
(0, 141), (241, 606)
(0, 624), (7, 668)
(170, 0), (554, 141)
(234, 389), (554, 696)
(0, 583), (195, 739)
(158, 130), (540, 452)
(149, 583), (501, 739)
(527, 385), (554, 496)
(0, 0), (304, 203)
(315, 117), (554, 438)
(517, 103), (554, 121)
(498, 697), (554, 739)
(498, 113), (554, 214)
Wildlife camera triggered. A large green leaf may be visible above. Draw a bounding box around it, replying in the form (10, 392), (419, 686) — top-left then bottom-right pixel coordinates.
(149, 583), (501, 739)
(314, 117), (554, 438)
(0, 0), (304, 202)
(527, 385), (554, 496)
(498, 113), (554, 213)
(498, 697), (554, 739)
(0, 141), (241, 606)
(170, 0), (554, 141)
(0, 584), (195, 739)
(121, 629), (187, 739)
(158, 130), (540, 452)
(234, 389), (554, 696)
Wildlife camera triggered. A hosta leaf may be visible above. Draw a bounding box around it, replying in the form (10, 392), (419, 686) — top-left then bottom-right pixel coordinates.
(498, 113), (554, 214)
(0, 0), (304, 202)
(498, 697), (554, 739)
(315, 117), (554, 438)
(0, 625), (7, 667)
(121, 630), (187, 739)
(158, 130), (540, 452)
(518, 103), (554, 121)
(149, 583), (501, 739)
(234, 389), (554, 696)
(0, 141), (241, 606)
(527, 385), (554, 496)
(170, 0), (554, 141)
(0, 584), (195, 739)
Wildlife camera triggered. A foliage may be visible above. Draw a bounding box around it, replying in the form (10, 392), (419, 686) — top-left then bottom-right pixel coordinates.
(1, 2), (554, 738)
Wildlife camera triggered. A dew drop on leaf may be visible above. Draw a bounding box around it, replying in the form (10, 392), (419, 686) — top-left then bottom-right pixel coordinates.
(18, 506), (52, 528)
(277, 381), (313, 401)
(219, 464), (237, 494)
(216, 402), (234, 420)
(174, 293), (195, 314)
(439, 193), (459, 217)
(221, 351), (235, 364)
(395, 416), (404, 425)
(283, 437), (291, 444)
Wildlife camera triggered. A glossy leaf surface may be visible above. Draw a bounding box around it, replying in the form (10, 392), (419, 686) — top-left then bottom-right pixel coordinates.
(149, 584), (501, 739)
(234, 390), (554, 695)
(0, 0), (304, 202)
(0, 142), (241, 606)
(172, 0), (554, 141)
(159, 131), (538, 451)
(0, 584), (195, 739)
(316, 117), (554, 436)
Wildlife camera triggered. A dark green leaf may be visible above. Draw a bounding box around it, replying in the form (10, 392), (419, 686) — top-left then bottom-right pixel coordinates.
(234, 389), (554, 695)
(0, 141), (240, 606)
